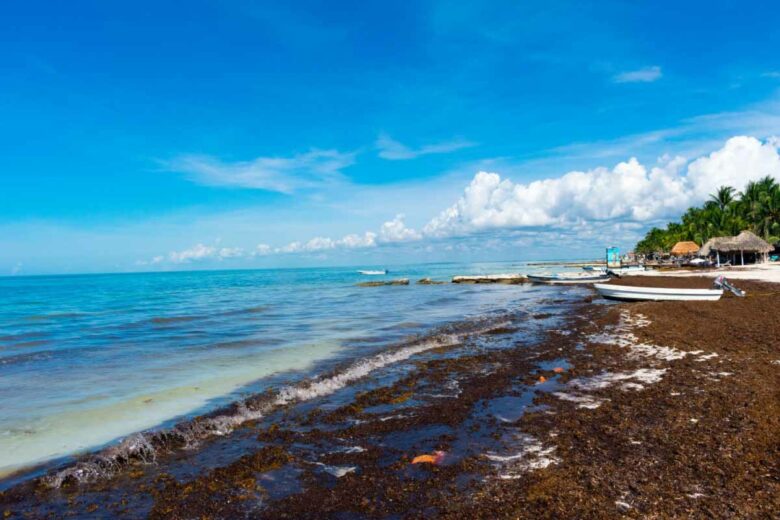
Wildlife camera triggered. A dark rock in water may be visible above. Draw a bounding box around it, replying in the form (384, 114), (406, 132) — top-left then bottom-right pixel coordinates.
(356, 279), (410, 287)
(417, 278), (447, 285)
(452, 274), (528, 284)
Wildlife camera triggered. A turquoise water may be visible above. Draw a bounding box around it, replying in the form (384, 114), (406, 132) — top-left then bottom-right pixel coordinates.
(0, 262), (574, 480)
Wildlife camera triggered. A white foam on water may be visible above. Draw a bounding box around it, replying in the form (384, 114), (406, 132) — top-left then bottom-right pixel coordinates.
(552, 392), (604, 409)
(273, 333), (463, 406)
(314, 463), (357, 478)
(590, 310), (728, 364)
(38, 320), (511, 487)
(569, 369), (667, 391)
(334, 446), (365, 454)
(2, 339), (343, 482)
(552, 368), (667, 410)
(486, 434), (558, 478)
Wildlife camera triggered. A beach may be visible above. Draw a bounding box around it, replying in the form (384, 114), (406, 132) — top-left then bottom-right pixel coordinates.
(1, 268), (778, 518)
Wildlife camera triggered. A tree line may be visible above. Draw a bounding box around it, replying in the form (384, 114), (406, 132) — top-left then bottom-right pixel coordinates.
(636, 176), (780, 254)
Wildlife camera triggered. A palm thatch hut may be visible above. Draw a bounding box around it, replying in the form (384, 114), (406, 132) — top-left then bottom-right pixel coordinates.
(699, 230), (773, 266)
(670, 241), (700, 256)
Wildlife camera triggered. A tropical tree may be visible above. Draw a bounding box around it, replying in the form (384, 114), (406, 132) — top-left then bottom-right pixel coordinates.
(635, 181), (780, 253)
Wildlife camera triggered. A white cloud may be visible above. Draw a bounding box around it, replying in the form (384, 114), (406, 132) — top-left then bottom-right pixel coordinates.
(254, 244), (272, 256)
(686, 135), (780, 200)
(167, 149), (355, 193)
(376, 134), (475, 160)
(218, 247), (244, 259)
(337, 232), (377, 249)
(424, 136), (779, 237)
(168, 243), (216, 263)
(165, 244), (245, 263)
(277, 232), (377, 254)
(379, 214), (422, 242)
(613, 66), (662, 83)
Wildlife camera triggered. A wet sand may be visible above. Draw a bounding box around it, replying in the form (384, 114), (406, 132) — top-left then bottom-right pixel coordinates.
(2, 277), (778, 518)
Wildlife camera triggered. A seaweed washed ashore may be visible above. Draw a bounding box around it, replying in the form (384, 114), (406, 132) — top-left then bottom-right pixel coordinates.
(2, 277), (779, 518)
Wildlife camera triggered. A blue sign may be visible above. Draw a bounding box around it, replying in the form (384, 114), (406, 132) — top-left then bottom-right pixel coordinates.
(606, 247), (620, 268)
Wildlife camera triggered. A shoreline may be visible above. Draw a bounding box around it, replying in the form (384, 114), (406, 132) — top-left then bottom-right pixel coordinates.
(2, 276), (778, 517)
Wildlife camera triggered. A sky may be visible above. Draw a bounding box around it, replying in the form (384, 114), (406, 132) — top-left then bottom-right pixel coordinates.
(2, 0), (780, 275)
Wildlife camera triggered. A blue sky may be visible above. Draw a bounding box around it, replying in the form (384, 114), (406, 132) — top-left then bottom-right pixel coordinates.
(2, 0), (780, 274)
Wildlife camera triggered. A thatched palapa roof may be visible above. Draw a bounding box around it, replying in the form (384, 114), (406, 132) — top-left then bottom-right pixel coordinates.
(699, 230), (773, 256)
(670, 241), (700, 256)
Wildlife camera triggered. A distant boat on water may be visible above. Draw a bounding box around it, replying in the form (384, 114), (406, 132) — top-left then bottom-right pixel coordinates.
(358, 269), (388, 275)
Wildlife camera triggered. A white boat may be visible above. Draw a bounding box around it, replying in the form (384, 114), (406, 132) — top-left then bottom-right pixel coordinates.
(606, 265), (646, 275)
(528, 273), (611, 285)
(594, 283), (723, 301)
(358, 269), (388, 275)
(582, 266), (607, 272)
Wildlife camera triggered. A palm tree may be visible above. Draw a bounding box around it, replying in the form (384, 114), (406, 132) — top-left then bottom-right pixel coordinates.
(635, 181), (780, 254)
(709, 186), (735, 212)
(752, 176), (780, 241)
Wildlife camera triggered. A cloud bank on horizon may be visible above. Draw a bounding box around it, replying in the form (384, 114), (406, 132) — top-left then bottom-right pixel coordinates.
(148, 135), (780, 266)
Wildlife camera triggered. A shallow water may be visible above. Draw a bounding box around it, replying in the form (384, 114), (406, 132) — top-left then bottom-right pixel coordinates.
(0, 261), (577, 482)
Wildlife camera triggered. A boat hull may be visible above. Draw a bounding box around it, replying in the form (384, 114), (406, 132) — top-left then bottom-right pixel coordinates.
(594, 283), (723, 301)
(528, 274), (610, 285)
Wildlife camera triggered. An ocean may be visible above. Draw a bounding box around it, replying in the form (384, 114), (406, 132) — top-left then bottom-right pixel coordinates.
(0, 261), (580, 484)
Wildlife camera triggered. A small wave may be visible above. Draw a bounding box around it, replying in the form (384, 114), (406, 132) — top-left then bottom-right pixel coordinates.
(24, 312), (89, 322)
(219, 305), (272, 317)
(149, 315), (200, 325)
(39, 316), (514, 489)
(0, 331), (47, 342)
(0, 351), (54, 366)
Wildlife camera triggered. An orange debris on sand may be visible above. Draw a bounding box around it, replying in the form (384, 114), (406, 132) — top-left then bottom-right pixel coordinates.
(553, 367), (565, 373)
(411, 451), (446, 465)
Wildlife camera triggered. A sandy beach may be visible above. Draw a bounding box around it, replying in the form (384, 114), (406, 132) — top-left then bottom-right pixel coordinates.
(1, 269), (778, 518)
(634, 263), (780, 284)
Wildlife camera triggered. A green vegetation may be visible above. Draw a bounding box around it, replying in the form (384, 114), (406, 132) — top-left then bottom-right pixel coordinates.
(636, 176), (780, 254)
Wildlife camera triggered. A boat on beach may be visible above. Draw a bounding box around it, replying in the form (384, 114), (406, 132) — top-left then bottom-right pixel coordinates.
(527, 273), (611, 285)
(607, 266), (646, 275)
(582, 265), (607, 272)
(594, 283), (723, 301)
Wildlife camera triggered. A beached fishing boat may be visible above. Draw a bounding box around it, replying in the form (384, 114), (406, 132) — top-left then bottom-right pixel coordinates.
(606, 265), (646, 275)
(594, 284), (723, 301)
(582, 265), (607, 272)
(358, 269), (388, 275)
(527, 273), (610, 284)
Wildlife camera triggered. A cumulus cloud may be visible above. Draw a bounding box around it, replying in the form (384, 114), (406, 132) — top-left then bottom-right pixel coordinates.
(169, 243), (217, 263)
(276, 232), (377, 254)
(376, 134), (475, 160)
(686, 135), (780, 200)
(161, 244), (246, 264)
(167, 149), (355, 193)
(613, 66), (662, 83)
(218, 247), (244, 259)
(379, 214), (422, 242)
(254, 244), (272, 256)
(424, 136), (779, 237)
